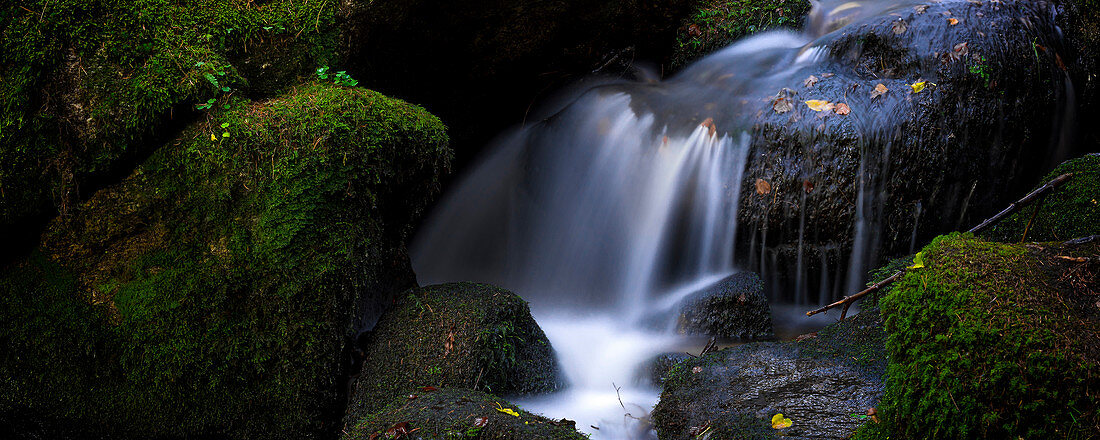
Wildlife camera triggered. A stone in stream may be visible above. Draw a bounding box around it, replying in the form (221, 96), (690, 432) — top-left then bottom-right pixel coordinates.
(677, 272), (774, 340)
(344, 283), (562, 424)
(653, 308), (886, 440)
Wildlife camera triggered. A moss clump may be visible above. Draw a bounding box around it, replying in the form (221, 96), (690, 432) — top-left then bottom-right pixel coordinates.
(343, 388), (585, 440)
(0, 0), (340, 233)
(345, 283), (560, 422)
(874, 233), (1099, 438)
(0, 82), (450, 439)
(984, 154), (1100, 243)
(670, 0), (810, 69)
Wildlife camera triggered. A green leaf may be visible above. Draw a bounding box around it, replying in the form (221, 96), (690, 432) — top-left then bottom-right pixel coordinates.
(222, 132), (230, 138)
(221, 86), (231, 92)
(207, 98), (217, 104)
(220, 122), (230, 129)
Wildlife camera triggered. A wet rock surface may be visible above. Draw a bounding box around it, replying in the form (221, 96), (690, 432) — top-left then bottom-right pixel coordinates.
(344, 283), (561, 423)
(677, 272), (774, 339)
(654, 309), (886, 440)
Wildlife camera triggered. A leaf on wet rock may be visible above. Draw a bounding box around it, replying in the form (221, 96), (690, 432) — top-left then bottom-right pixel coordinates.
(771, 414), (793, 429)
(946, 42), (969, 62)
(915, 4), (929, 14)
(804, 100), (834, 112)
(803, 180), (814, 193)
(803, 75), (819, 88)
(473, 417), (489, 428)
(948, 17), (959, 25)
(835, 103), (851, 115)
(772, 88), (796, 113)
(495, 402), (520, 417)
(871, 83), (889, 99)
(910, 81), (927, 93)
(755, 179), (772, 195)
(385, 422), (411, 438)
(892, 19), (908, 34)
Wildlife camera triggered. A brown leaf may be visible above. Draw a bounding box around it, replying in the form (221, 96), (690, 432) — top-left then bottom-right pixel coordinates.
(914, 4), (929, 14)
(803, 75), (819, 88)
(700, 117), (716, 137)
(947, 17), (959, 25)
(892, 19), (908, 34)
(687, 23), (702, 37)
(803, 180), (815, 193)
(473, 417), (489, 428)
(871, 83), (889, 99)
(420, 386), (439, 392)
(835, 102), (851, 115)
(946, 42), (969, 63)
(755, 179), (772, 195)
(386, 421), (411, 438)
(772, 88), (795, 114)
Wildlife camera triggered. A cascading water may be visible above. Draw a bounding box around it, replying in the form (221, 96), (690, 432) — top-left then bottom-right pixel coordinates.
(410, 0), (1074, 437)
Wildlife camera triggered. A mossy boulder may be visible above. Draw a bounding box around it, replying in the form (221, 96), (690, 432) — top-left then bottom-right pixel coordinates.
(0, 82), (451, 439)
(342, 387), (586, 440)
(345, 283), (561, 423)
(653, 308), (887, 440)
(670, 0), (811, 69)
(985, 154), (1100, 242)
(869, 233), (1099, 438)
(0, 0), (342, 248)
(676, 272), (773, 339)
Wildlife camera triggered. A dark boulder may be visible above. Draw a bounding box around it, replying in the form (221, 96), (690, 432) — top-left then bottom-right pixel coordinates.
(677, 272), (774, 339)
(344, 283), (561, 423)
(0, 82), (450, 439)
(342, 387), (586, 440)
(648, 353), (692, 387)
(653, 308), (886, 440)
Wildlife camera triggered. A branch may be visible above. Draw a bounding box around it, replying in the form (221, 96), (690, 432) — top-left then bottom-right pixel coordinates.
(805, 172), (1074, 319)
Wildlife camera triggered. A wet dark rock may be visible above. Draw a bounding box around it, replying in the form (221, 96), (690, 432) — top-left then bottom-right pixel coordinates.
(677, 272), (774, 339)
(344, 283), (561, 424)
(653, 309), (886, 440)
(648, 352), (692, 387)
(342, 387), (586, 440)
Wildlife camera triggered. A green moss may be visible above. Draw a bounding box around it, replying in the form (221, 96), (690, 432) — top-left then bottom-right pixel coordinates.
(345, 283), (560, 421)
(984, 154), (1100, 242)
(343, 388), (587, 440)
(670, 0), (810, 69)
(0, 82), (451, 438)
(0, 0), (341, 230)
(875, 232), (1099, 438)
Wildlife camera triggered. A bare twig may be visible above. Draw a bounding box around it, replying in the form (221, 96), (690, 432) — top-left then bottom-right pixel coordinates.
(805, 172), (1074, 319)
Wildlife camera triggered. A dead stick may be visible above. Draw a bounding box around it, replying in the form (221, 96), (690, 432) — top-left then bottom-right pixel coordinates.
(968, 173), (1073, 234)
(806, 172), (1074, 318)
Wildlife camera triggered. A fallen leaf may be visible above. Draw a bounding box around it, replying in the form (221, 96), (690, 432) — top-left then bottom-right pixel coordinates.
(821, 72), (834, 78)
(803, 75), (819, 87)
(772, 88), (796, 113)
(910, 81), (927, 93)
(700, 117), (716, 137)
(1056, 53), (1067, 71)
(871, 83), (889, 99)
(948, 17), (959, 25)
(386, 422), (411, 438)
(892, 19), (908, 34)
(914, 4), (929, 14)
(495, 402), (520, 417)
(946, 41), (969, 62)
(908, 251), (925, 269)
(420, 386), (438, 392)
(687, 23), (702, 37)
(771, 414), (793, 429)
(473, 417), (489, 428)
(803, 180), (814, 193)
(210, 133), (217, 141)
(835, 102), (851, 115)
(755, 179), (772, 195)
(804, 99), (834, 112)
(795, 332), (818, 341)
(691, 366), (703, 374)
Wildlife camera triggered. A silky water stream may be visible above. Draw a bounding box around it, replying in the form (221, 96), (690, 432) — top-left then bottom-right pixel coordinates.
(409, 0), (987, 438)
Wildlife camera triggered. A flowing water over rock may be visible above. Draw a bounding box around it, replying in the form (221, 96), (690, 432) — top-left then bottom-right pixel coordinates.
(411, 0), (1074, 437)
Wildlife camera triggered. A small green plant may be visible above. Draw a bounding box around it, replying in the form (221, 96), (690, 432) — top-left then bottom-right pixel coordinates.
(969, 57), (991, 87)
(194, 62), (235, 110)
(316, 66), (359, 87)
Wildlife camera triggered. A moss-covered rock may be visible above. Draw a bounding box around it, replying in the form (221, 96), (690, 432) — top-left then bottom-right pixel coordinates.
(871, 233), (1099, 438)
(0, 82), (451, 439)
(0, 0), (341, 245)
(345, 283), (561, 423)
(670, 0), (811, 69)
(985, 154), (1100, 242)
(653, 309), (886, 440)
(342, 387), (586, 440)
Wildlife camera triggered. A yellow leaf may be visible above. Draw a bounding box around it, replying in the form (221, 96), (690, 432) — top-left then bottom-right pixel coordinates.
(948, 18), (959, 25)
(908, 251), (925, 269)
(910, 81), (927, 93)
(804, 100), (834, 112)
(771, 413), (793, 429)
(495, 402), (520, 417)
(210, 133), (217, 141)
